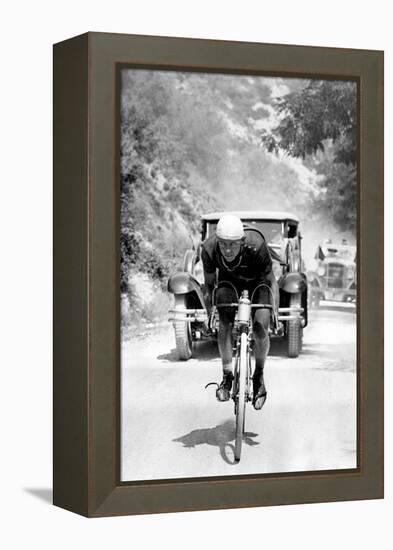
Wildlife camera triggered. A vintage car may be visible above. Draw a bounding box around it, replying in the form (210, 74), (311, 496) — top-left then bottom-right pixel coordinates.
(307, 239), (356, 306)
(168, 211), (308, 359)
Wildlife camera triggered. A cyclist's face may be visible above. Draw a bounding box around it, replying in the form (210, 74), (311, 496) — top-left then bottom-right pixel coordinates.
(218, 238), (242, 261)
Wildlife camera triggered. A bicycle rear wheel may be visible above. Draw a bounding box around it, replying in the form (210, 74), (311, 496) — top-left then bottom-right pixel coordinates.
(234, 331), (248, 462)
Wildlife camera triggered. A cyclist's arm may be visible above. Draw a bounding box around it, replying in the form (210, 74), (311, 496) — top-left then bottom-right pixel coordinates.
(255, 242), (279, 309)
(263, 269), (280, 311)
(201, 247), (215, 314)
(254, 239), (273, 275)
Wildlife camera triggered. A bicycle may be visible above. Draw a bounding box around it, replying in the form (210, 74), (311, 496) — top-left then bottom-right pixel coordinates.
(208, 287), (274, 462)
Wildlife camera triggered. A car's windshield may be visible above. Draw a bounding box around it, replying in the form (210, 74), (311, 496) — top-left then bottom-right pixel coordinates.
(207, 220), (284, 243)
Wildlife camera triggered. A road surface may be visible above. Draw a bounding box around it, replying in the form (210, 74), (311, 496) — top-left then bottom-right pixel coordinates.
(121, 302), (357, 481)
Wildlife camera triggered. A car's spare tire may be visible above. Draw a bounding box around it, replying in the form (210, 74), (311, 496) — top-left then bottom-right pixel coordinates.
(174, 294), (193, 360)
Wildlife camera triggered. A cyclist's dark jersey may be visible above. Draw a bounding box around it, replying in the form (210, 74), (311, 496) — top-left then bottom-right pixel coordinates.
(201, 229), (272, 290)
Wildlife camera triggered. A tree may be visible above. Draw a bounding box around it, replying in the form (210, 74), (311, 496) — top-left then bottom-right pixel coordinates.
(260, 80), (357, 233)
(261, 80), (357, 164)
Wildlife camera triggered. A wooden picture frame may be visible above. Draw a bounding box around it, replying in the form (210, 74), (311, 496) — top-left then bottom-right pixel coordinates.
(53, 32), (383, 517)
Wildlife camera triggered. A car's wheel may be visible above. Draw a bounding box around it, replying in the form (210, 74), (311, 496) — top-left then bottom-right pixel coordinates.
(287, 293), (302, 358)
(174, 294), (193, 360)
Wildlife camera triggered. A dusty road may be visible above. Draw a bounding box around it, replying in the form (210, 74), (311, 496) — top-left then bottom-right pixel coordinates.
(121, 303), (357, 481)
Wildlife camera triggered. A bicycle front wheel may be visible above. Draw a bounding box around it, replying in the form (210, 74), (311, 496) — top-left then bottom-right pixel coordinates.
(234, 331), (248, 462)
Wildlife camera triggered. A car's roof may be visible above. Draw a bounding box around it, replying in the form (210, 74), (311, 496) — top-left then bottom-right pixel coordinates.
(321, 244), (356, 255)
(202, 210), (299, 223)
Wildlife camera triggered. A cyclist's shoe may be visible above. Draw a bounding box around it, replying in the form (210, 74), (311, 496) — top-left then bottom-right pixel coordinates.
(216, 372), (234, 402)
(253, 374), (267, 410)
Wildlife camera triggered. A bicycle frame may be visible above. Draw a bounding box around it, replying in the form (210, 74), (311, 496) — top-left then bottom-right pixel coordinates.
(217, 290), (272, 461)
(232, 328), (252, 460)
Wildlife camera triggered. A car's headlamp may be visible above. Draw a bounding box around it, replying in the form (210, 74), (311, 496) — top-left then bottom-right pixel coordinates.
(317, 265), (326, 276)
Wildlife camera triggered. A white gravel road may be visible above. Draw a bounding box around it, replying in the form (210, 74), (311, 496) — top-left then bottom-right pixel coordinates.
(121, 302), (357, 481)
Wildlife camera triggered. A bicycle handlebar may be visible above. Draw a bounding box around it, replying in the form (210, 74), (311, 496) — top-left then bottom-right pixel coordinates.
(216, 303), (273, 310)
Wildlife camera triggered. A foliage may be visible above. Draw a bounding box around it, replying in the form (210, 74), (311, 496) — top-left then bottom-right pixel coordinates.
(120, 71), (224, 294)
(260, 81), (357, 233)
(260, 80), (357, 164)
(316, 162), (356, 232)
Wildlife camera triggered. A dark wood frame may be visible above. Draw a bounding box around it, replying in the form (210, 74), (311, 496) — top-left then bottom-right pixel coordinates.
(53, 32), (384, 517)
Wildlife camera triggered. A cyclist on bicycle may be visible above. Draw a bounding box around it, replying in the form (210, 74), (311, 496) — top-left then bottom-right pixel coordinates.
(201, 214), (279, 410)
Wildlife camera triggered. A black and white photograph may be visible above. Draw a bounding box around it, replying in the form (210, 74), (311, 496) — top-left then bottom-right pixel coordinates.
(120, 69), (358, 481)
(2, 0), (388, 540)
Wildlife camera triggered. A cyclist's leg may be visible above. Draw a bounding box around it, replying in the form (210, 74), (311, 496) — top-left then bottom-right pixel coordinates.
(216, 285), (236, 401)
(216, 285), (236, 371)
(251, 284), (271, 410)
(253, 308), (270, 369)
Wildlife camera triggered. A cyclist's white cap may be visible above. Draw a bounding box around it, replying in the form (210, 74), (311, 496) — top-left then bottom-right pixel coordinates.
(216, 214), (244, 241)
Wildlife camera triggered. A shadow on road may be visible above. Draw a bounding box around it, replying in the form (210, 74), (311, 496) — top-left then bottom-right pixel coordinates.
(157, 348), (179, 362)
(268, 338), (288, 357)
(160, 338), (307, 361)
(173, 419), (260, 465)
(293, 343), (331, 357)
(158, 340), (218, 362)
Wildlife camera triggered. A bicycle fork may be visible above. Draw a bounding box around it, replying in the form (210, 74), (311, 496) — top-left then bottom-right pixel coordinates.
(232, 331), (253, 405)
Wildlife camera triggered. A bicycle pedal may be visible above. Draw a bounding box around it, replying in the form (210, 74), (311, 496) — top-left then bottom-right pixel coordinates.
(204, 381), (219, 390)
